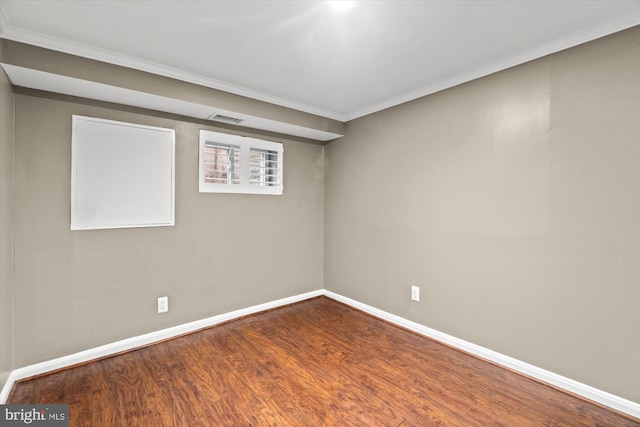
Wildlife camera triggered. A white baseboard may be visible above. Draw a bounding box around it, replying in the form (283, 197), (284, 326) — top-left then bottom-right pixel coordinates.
(0, 371), (18, 405)
(0, 289), (323, 404)
(323, 290), (640, 420)
(2, 288), (639, 421)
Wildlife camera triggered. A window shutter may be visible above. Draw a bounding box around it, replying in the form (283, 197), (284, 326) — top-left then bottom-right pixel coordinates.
(249, 148), (282, 187)
(203, 142), (240, 184)
(199, 130), (283, 195)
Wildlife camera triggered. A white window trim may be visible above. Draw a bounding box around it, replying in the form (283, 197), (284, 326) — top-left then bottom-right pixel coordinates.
(199, 130), (283, 195)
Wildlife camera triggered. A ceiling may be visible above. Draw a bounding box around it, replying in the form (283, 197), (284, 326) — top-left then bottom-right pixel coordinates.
(1, 0), (639, 122)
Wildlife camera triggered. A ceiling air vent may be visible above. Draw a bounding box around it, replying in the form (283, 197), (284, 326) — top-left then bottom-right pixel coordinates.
(208, 113), (244, 124)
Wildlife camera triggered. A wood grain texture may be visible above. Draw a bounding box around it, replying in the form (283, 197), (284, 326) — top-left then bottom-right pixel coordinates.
(8, 297), (640, 426)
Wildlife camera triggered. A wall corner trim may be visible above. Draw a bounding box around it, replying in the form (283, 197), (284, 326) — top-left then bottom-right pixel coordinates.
(1, 289), (638, 421)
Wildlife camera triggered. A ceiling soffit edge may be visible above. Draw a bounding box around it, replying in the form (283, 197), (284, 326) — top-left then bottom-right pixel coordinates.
(0, 17), (346, 122)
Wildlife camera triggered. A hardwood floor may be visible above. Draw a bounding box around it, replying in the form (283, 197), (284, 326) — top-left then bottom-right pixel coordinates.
(8, 296), (640, 426)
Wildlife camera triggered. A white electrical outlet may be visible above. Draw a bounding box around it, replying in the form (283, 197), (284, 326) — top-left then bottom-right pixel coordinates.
(411, 285), (420, 302)
(158, 296), (168, 313)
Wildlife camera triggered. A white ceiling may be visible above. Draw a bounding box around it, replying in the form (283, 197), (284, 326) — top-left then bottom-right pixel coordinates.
(1, 0), (639, 122)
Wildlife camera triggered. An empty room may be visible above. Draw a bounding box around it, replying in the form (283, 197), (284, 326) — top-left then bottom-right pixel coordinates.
(0, 1), (639, 425)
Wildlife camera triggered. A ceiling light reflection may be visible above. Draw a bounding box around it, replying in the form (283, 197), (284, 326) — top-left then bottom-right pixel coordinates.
(328, 1), (355, 13)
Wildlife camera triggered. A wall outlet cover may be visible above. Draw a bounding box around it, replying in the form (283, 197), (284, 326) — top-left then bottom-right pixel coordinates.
(411, 286), (420, 302)
(158, 296), (169, 313)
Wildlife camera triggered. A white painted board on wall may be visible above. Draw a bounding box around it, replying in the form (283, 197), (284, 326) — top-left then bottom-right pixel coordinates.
(71, 115), (175, 230)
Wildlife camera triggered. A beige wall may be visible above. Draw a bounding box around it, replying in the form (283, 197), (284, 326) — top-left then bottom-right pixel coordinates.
(12, 92), (324, 367)
(0, 49), (15, 386)
(325, 26), (640, 402)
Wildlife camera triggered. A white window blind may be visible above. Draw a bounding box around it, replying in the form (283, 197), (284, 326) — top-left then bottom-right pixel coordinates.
(199, 130), (283, 195)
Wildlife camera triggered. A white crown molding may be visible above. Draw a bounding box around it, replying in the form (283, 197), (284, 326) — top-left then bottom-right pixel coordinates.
(2, 5), (638, 123)
(0, 25), (346, 122)
(345, 12), (640, 121)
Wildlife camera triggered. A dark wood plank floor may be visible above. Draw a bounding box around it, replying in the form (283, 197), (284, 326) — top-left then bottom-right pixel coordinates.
(9, 296), (640, 426)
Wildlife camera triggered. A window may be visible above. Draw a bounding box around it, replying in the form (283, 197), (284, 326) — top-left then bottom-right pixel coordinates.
(199, 130), (283, 195)
(249, 148), (281, 187)
(202, 143), (240, 185)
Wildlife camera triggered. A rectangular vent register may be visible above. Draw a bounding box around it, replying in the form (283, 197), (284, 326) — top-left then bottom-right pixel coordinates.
(208, 113), (244, 124)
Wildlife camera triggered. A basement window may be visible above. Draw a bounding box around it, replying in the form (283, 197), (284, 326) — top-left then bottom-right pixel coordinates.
(199, 130), (283, 195)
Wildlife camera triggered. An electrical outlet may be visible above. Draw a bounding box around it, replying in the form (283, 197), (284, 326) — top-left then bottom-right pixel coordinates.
(411, 285), (420, 302)
(158, 296), (168, 313)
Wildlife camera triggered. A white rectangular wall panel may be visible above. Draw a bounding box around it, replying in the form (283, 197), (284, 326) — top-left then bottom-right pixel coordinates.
(71, 115), (175, 230)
